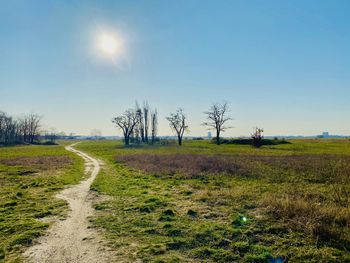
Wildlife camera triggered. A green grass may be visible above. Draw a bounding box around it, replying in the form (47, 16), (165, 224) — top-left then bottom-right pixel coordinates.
(76, 139), (350, 262)
(0, 144), (84, 263)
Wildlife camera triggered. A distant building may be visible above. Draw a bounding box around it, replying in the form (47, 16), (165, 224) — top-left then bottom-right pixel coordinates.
(208, 132), (212, 139)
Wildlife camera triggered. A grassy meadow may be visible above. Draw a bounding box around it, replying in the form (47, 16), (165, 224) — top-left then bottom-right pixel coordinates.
(0, 144), (84, 262)
(76, 139), (350, 263)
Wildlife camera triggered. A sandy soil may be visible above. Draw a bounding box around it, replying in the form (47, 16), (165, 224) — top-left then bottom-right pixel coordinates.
(23, 143), (114, 263)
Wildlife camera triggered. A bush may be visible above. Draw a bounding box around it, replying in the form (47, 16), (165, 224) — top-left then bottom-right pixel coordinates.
(212, 138), (290, 146)
(41, 141), (58, 145)
(251, 127), (264, 148)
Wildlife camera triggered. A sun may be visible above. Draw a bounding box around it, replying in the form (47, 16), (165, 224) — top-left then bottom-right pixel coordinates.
(93, 29), (129, 69)
(98, 33), (121, 56)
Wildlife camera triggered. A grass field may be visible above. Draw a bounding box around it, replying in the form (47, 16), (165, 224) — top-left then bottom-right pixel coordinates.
(0, 144), (84, 262)
(76, 139), (350, 263)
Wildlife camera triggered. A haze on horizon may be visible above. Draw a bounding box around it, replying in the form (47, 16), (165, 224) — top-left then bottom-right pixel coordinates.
(1, 0), (349, 137)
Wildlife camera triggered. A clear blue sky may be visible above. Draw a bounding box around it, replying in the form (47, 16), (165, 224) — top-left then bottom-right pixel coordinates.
(1, 0), (349, 137)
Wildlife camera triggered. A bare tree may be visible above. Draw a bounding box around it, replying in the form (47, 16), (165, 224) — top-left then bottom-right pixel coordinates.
(143, 101), (150, 144)
(3, 115), (15, 143)
(42, 127), (58, 143)
(0, 112), (17, 144)
(151, 109), (158, 144)
(0, 111), (42, 145)
(18, 116), (29, 143)
(27, 113), (42, 143)
(0, 111), (7, 143)
(135, 102), (144, 143)
(202, 102), (232, 145)
(166, 108), (188, 146)
(112, 109), (138, 146)
(251, 127), (264, 148)
(91, 129), (102, 140)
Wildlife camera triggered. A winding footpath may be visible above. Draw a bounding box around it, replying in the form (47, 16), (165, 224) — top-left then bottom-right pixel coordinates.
(24, 143), (113, 263)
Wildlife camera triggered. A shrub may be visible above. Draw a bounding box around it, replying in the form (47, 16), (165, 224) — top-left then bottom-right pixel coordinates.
(212, 138), (290, 146)
(251, 127), (264, 148)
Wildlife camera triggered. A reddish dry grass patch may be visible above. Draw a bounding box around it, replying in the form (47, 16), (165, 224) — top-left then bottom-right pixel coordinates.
(116, 154), (252, 177)
(116, 153), (350, 182)
(0, 156), (73, 170)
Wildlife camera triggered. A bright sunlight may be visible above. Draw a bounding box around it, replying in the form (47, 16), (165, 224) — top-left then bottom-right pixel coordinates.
(97, 32), (123, 57)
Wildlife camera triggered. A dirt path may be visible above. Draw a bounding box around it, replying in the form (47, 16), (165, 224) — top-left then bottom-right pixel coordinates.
(24, 143), (113, 263)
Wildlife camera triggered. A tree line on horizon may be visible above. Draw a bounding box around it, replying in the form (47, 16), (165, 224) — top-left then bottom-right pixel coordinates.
(0, 104), (266, 147)
(112, 101), (234, 146)
(0, 111), (69, 145)
(0, 111), (42, 145)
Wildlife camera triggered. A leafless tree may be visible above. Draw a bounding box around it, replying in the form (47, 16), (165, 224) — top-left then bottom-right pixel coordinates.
(143, 101), (150, 143)
(91, 129), (102, 140)
(135, 102), (144, 143)
(27, 113), (42, 143)
(0, 111), (42, 145)
(42, 127), (58, 142)
(151, 109), (158, 144)
(0, 112), (15, 144)
(3, 115), (15, 143)
(251, 127), (264, 148)
(0, 111), (6, 143)
(17, 116), (30, 143)
(166, 108), (188, 146)
(132, 101), (155, 144)
(202, 102), (232, 145)
(112, 109), (138, 145)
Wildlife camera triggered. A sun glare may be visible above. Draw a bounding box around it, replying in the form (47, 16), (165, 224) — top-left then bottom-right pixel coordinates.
(98, 33), (122, 56)
(93, 28), (130, 70)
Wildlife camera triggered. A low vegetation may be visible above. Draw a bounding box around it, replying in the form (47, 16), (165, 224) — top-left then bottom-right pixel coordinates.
(0, 144), (84, 262)
(215, 138), (289, 146)
(76, 139), (350, 262)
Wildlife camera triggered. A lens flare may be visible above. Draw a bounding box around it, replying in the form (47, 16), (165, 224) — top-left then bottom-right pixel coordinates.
(98, 33), (121, 56)
(92, 28), (130, 71)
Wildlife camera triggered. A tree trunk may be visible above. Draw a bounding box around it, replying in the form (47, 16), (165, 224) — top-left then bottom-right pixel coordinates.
(124, 131), (130, 146)
(216, 130), (220, 145)
(125, 136), (130, 145)
(140, 127), (145, 142)
(178, 135), (182, 146)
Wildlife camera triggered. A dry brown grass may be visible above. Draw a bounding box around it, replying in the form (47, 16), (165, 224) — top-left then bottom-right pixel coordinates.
(116, 153), (251, 177)
(116, 153), (350, 182)
(0, 156), (73, 170)
(262, 191), (350, 249)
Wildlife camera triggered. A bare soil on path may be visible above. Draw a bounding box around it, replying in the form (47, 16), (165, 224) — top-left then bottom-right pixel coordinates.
(23, 143), (113, 263)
